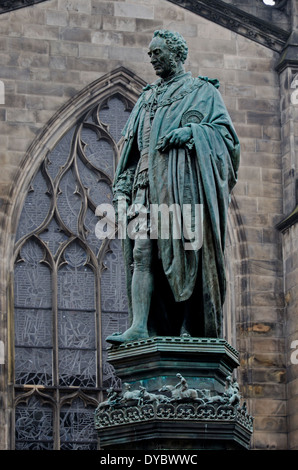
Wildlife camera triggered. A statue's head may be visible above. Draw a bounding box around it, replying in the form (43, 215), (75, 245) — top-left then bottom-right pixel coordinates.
(148, 30), (188, 79)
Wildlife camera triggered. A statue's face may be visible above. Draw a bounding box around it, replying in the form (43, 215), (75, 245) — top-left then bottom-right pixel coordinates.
(148, 36), (178, 79)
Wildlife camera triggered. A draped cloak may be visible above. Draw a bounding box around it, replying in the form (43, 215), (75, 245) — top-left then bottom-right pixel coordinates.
(113, 72), (240, 338)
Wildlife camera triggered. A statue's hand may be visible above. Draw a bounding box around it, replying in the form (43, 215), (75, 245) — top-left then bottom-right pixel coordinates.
(159, 127), (192, 151)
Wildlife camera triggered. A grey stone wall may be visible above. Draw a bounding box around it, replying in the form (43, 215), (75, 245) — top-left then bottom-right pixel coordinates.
(0, 0), (294, 450)
(222, 0), (291, 31)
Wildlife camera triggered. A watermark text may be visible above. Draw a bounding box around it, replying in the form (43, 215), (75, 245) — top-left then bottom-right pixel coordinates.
(95, 200), (203, 251)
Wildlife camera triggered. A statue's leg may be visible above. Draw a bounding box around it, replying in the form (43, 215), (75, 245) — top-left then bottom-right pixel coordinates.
(106, 238), (153, 344)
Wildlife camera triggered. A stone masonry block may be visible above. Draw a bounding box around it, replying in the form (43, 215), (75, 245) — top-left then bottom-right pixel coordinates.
(6, 108), (36, 124)
(114, 3), (154, 20)
(3, 94), (26, 108)
(154, 5), (185, 22)
(238, 165), (261, 182)
(262, 126), (281, 141)
(256, 196), (283, 214)
(256, 139), (281, 154)
(246, 307), (284, 325)
(92, 31), (124, 46)
(50, 41), (78, 57)
(288, 379), (298, 400)
(253, 398), (286, 416)
(288, 414), (298, 434)
(238, 98), (279, 113)
(247, 352), (285, 369)
(247, 181), (282, 199)
(254, 416), (287, 432)
(108, 45), (146, 62)
(237, 70), (278, 87)
(60, 27), (92, 43)
(91, 1), (114, 16)
(23, 24), (60, 40)
(59, 0), (91, 14)
(122, 32), (153, 48)
(67, 56), (110, 74)
(246, 111), (280, 127)
(46, 9), (68, 27)
(49, 56), (67, 71)
(17, 81), (64, 97)
(78, 44), (109, 60)
(67, 11), (98, 29)
(247, 242), (281, 263)
(225, 83), (255, 97)
(102, 16), (137, 33)
(8, 37), (49, 54)
(253, 430), (287, 449)
(0, 66), (30, 81)
(162, 22), (198, 38)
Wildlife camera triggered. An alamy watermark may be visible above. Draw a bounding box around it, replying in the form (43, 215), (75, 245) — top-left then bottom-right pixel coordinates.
(291, 74), (298, 105)
(290, 340), (298, 365)
(95, 200), (203, 251)
(0, 340), (4, 365)
(0, 81), (4, 105)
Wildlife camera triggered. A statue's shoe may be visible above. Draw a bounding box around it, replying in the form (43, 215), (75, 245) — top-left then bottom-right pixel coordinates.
(106, 329), (149, 344)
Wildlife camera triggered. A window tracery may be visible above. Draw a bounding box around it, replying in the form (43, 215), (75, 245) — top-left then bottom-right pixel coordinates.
(13, 90), (133, 449)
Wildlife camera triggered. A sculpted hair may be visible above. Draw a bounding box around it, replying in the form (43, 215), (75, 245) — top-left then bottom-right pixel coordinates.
(153, 30), (188, 63)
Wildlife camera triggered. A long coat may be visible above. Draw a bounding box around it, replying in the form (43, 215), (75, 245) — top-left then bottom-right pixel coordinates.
(113, 72), (240, 338)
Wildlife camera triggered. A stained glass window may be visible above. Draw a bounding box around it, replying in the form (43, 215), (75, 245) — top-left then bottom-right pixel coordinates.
(13, 91), (133, 449)
(15, 396), (54, 450)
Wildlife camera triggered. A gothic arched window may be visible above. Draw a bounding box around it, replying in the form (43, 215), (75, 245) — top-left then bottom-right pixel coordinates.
(12, 69), (143, 450)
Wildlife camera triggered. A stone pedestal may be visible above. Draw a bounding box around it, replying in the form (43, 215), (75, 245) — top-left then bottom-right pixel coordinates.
(95, 337), (253, 450)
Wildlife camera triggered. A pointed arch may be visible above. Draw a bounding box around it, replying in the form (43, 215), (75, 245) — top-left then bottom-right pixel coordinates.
(4, 67), (145, 450)
(8, 67), (145, 246)
(224, 192), (251, 388)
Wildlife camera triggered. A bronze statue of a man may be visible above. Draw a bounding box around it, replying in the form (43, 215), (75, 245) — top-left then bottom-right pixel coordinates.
(106, 30), (240, 344)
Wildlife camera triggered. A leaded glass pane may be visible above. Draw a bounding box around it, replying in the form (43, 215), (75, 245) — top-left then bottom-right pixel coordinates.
(102, 359), (122, 390)
(58, 310), (95, 350)
(85, 206), (103, 255)
(101, 312), (129, 348)
(14, 239), (53, 385)
(15, 308), (52, 348)
(57, 169), (82, 236)
(15, 169), (51, 241)
(14, 239), (51, 309)
(15, 396), (54, 450)
(15, 347), (53, 386)
(39, 218), (69, 255)
(80, 126), (114, 177)
(101, 238), (128, 312)
(58, 242), (96, 387)
(58, 245), (95, 311)
(45, 128), (75, 181)
(99, 95), (131, 143)
(60, 399), (98, 450)
(77, 157), (113, 207)
(58, 309), (96, 387)
(59, 349), (96, 387)
(100, 238), (129, 388)
(101, 312), (128, 389)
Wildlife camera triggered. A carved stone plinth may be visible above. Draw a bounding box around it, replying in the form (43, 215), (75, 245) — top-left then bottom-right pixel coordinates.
(95, 337), (253, 450)
(107, 336), (239, 393)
